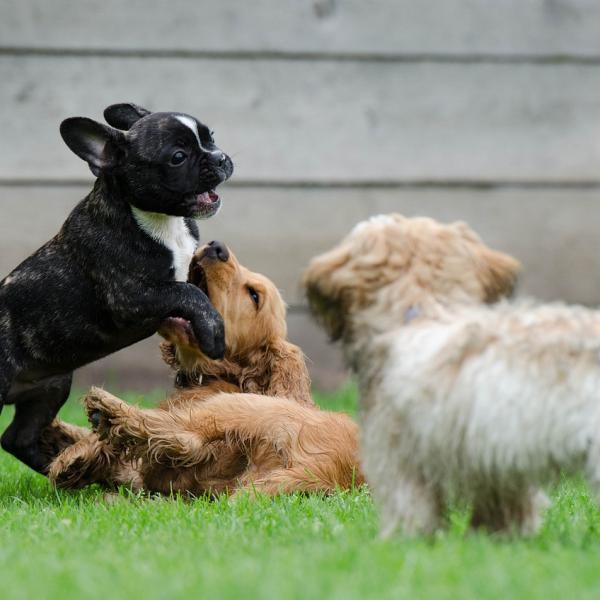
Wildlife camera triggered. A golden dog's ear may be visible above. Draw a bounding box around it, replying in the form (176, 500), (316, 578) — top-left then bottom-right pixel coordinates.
(477, 246), (521, 302)
(240, 340), (313, 405)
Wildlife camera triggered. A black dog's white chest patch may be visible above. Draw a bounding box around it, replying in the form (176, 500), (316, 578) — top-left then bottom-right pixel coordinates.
(131, 207), (198, 281)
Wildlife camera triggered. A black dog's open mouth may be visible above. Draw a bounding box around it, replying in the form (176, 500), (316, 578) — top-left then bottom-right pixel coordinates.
(193, 190), (220, 219)
(158, 316), (196, 348)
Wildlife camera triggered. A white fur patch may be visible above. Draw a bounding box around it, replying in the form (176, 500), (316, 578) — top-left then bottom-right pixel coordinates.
(2, 275), (14, 286)
(175, 115), (221, 156)
(131, 207), (198, 282)
(175, 115), (201, 147)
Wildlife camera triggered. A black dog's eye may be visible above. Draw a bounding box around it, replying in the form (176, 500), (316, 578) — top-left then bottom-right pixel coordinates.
(170, 151), (187, 166)
(247, 286), (260, 307)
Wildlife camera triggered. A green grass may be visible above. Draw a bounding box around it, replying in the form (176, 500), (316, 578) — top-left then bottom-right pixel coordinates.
(1, 387), (600, 599)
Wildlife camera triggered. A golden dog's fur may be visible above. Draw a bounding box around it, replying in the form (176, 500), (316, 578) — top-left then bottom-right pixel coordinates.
(304, 213), (600, 535)
(47, 244), (362, 496)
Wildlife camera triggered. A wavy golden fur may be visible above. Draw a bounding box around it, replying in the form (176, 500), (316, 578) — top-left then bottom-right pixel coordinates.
(47, 244), (362, 496)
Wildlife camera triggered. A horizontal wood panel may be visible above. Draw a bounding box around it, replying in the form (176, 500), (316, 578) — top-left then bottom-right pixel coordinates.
(3, 184), (600, 307)
(2, 0), (600, 57)
(2, 57), (600, 183)
(6, 182), (600, 391)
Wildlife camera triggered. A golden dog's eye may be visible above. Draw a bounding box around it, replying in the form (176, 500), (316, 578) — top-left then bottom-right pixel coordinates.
(247, 286), (260, 307)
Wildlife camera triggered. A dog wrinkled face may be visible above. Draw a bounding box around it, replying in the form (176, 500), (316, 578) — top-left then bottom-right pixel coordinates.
(303, 214), (520, 340)
(122, 112), (234, 218)
(60, 103), (234, 219)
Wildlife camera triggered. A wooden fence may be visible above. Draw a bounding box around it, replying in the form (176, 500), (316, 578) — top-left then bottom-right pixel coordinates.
(1, 0), (600, 389)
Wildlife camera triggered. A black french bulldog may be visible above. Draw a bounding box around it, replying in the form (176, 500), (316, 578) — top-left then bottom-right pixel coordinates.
(0, 103), (234, 474)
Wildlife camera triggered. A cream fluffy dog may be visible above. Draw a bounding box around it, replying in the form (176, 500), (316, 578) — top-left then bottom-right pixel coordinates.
(304, 213), (600, 536)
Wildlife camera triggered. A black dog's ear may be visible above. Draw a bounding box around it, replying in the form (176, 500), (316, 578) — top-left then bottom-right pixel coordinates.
(60, 117), (125, 176)
(103, 103), (151, 130)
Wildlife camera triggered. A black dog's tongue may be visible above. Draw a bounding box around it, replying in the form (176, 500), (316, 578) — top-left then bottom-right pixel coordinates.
(158, 316), (197, 348)
(197, 190), (219, 206)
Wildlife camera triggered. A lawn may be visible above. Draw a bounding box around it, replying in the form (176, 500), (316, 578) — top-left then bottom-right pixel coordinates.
(1, 386), (600, 600)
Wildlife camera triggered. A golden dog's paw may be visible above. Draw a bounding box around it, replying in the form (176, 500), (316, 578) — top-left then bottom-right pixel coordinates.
(83, 388), (132, 443)
(39, 419), (90, 458)
(48, 438), (108, 489)
(83, 387), (153, 460)
(49, 454), (91, 489)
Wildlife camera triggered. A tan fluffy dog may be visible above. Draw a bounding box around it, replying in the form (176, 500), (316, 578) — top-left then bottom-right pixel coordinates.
(47, 243), (362, 496)
(304, 213), (600, 535)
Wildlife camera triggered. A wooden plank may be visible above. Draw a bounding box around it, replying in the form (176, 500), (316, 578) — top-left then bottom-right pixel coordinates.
(3, 184), (600, 308)
(2, 0), (600, 57)
(5, 182), (600, 392)
(1, 56), (600, 183)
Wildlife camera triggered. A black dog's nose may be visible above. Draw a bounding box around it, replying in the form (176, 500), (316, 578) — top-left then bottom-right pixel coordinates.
(205, 240), (229, 262)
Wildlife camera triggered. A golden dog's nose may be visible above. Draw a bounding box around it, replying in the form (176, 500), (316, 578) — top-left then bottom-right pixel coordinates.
(206, 240), (229, 262)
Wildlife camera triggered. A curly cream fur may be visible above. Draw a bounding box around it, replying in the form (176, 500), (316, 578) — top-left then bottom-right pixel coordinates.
(304, 213), (600, 535)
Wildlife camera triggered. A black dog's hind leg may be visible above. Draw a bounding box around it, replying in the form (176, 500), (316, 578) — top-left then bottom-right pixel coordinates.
(0, 345), (17, 416)
(0, 374), (10, 415)
(1, 373), (73, 473)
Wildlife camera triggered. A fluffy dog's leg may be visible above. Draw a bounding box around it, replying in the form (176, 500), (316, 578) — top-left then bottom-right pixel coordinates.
(377, 475), (443, 538)
(583, 450), (600, 507)
(470, 487), (549, 535)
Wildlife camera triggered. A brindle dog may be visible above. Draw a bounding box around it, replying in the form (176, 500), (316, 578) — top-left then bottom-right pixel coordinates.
(0, 103), (233, 473)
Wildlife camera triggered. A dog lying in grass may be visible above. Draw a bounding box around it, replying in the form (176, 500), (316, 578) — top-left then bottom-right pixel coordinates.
(47, 243), (363, 496)
(304, 213), (600, 535)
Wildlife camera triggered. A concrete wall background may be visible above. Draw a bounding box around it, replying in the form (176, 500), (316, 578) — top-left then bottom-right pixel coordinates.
(1, 1), (600, 390)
